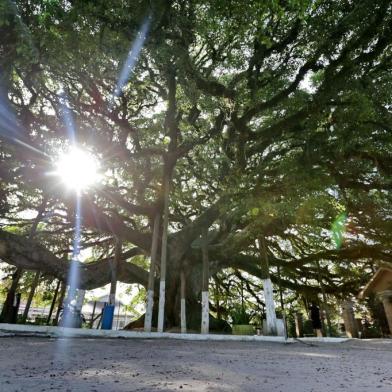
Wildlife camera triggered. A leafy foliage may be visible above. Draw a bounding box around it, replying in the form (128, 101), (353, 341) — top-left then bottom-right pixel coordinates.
(0, 0), (392, 327)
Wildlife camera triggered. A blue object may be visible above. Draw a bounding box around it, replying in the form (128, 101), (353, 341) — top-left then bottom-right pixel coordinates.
(101, 304), (115, 330)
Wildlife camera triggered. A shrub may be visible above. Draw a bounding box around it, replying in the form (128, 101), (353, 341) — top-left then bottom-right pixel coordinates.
(230, 305), (251, 325)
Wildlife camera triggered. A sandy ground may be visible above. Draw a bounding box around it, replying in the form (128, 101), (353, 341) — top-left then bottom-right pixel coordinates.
(0, 337), (391, 392)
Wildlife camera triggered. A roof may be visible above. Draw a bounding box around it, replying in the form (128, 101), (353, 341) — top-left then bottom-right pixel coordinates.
(358, 267), (392, 299)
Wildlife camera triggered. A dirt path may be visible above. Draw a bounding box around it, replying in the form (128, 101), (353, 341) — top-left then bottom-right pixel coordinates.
(0, 337), (391, 391)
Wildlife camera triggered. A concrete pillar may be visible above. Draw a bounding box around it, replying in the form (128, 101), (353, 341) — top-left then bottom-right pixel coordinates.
(379, 290), (392, 335)
(157, 175), (170, 333)
(257, 238), (277, 335)
(75, 289), (85, 312)
(342, 300), (358, 338)
(295, 312), (304, 338)
(263, 278), (277, 335)
(201, 229), (209, 334)
(144, 214), (160, 332)
(180, 270), (186, 334)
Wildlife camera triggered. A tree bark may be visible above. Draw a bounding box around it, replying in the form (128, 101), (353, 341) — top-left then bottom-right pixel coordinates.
(316, 261), (332, 337)
(1, 197), (47, 323)
(0, 268), (23, 323)
(54, 282), (66, 326)
(46, 280), (61, 325)
(0, 229), (148, 290)
(89, 301), (97, 328)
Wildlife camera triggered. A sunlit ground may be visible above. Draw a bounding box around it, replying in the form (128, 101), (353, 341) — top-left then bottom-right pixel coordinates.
(0, 338), (391, 392)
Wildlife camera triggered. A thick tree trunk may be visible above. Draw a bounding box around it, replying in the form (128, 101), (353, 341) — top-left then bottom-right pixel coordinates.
(46, 280), (61, 325)
(54, 282), (66, 326)
(1, 197), (47, 323)
(316, 261), (332, 337)
(0, 268), (23, 323)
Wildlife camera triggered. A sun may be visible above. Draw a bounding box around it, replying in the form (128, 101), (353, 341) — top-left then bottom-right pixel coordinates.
(55, 147), (100, 192)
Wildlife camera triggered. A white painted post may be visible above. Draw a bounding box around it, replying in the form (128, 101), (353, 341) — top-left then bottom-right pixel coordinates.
(201, 229), (209, 334)
(157, 175), (170, 333)
(201, 291), (209, 334)
(75, 289), (85, 312)
(262, 277), (277, 335)
(145, 214), (160, 332)
(257, 238), (277, 335)
(180, 270), (187, 333)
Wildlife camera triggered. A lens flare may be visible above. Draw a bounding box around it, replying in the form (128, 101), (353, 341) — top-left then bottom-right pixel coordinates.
(110, 16), (151, 107)
(58, 90), (76, 144)
(59, 194), (84, 329)
(55, 147), (100, 192)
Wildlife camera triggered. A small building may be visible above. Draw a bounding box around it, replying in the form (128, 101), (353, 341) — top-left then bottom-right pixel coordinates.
(359, 266), (392, 335)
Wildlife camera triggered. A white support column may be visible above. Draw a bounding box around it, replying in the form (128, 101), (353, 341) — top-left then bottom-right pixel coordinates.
(201, 229), (209, 334)
(263, 278), (277, 335)
(144, 289), (155, 332)
(75, 289), (85, 312)
(257, 238), (277, 335)
(144, 214), (160, 332)
(157, 176), (170, 333)
(180, 270), (187, 334)
(180, 298), (186, 333)
(157, 281), (166, 332)
(201, 291), (209, 334)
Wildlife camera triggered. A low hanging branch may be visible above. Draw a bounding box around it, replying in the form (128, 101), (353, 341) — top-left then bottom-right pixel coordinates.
(0, 230), (148, 290)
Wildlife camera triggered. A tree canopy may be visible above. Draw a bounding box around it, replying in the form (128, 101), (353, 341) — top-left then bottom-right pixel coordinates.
(1, 0), (392, 327)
